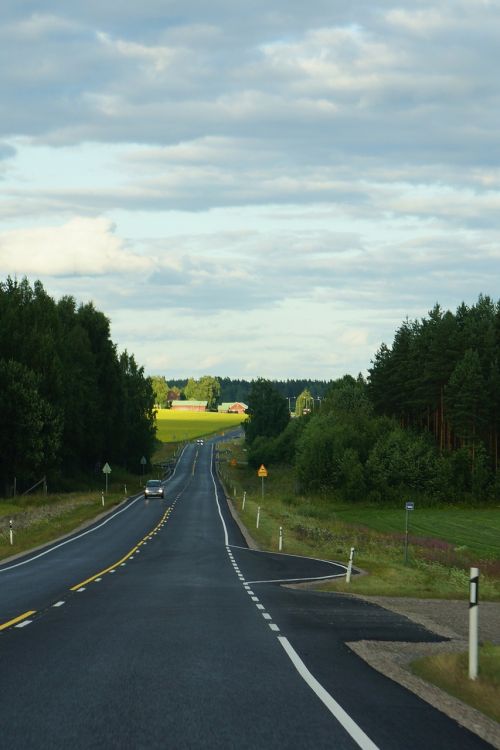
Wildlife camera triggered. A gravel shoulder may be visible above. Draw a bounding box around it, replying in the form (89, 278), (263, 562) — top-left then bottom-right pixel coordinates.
(345, 594), (500, 749)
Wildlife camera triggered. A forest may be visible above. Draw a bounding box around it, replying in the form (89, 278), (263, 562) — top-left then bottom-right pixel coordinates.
(0, 277), (156, 496)
(244, 296), (500, 506)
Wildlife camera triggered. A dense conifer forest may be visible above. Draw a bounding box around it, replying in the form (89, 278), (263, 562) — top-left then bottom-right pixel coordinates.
(0, 278), (156, 495)
(245, 296), (500, 506)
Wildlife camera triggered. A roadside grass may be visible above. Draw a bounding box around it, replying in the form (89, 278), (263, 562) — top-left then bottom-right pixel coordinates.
(155, 409), (245, 443)
(0, 469), (158, 562)
(411, 644), (500, 724)
(151, 441), (179, 464)
(216, 439), (500, 601)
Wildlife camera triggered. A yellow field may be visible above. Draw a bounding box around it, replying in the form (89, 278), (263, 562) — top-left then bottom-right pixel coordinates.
(155, 409), (246, 443)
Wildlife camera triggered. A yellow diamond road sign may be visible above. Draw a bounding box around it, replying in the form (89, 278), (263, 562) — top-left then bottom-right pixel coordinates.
(257, 464), (268, 477)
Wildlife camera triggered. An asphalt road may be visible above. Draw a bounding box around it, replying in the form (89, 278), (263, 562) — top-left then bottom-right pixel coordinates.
(0, 441), (493, 749)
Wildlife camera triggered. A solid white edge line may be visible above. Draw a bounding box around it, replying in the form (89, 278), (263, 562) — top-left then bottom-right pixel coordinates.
(247, 573), (346, 585)
(278, 637), (379, 750)
(228, 543), (349, 571)
(210, 445), (229, 546)
(0, 445), (187, 574)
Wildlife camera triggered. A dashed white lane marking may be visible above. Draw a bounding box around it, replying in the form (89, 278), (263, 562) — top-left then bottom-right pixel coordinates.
(121, 563), (127, 567)
(223, 494), (377, 749)
(53, 601), (65, 608)
(110, 570), (116, 574)
(77, 587), (86, 593)
(95, 577), (102, 582)
(278, 637), (380, 750)
(15, 620), (32, 628)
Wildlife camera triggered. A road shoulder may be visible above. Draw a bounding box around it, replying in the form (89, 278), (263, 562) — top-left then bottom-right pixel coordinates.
(343, 594), (500, 749)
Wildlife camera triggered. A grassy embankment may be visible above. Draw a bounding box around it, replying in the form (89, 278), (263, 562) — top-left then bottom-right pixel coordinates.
(216, 438), (500, 601)
(217, 438), (500, 721)
(0, 466), (149, 561)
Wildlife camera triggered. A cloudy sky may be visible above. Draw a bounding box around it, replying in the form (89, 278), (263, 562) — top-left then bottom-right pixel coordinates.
(1, 2), (499, 381)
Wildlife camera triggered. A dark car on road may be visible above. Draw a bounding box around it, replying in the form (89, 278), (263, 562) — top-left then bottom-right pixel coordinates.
(144, 479), (164, 499)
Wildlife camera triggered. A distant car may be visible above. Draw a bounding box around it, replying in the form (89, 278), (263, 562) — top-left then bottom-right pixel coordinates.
(144, 479), (164, 498)
(196, 438), (204, 445)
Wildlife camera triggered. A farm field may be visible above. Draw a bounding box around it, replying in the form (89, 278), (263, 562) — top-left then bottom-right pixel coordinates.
(155, 409), (246, 443)
(335, 506), (500, 559)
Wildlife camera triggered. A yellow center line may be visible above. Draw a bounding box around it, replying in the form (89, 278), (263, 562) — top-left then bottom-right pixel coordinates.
(0, 610), (37, 631)
(70, 546), (140, 590)
(70, 507), (172, 591)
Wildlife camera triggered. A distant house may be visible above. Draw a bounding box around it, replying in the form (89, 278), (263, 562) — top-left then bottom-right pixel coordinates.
(171, 400), (208, 412)
(218, 402), (248, 414)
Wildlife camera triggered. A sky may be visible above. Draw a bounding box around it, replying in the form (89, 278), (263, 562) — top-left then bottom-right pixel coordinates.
(1, 1), (499, 381)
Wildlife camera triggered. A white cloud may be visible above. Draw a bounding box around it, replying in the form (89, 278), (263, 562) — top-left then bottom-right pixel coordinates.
(0, 2), (499, 378)
(0, 217), (153, 276)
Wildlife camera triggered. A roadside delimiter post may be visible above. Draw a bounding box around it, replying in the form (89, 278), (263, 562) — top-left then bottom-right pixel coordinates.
(346, 547), (355, 583)
(469, 567), (479, 680)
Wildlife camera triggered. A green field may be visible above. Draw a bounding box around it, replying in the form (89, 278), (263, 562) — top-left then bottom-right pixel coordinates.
(155, 409), (246, 443)
(334, 507), (500, 559)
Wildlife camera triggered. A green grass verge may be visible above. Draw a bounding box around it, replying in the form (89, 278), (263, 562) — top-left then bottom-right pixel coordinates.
(0, 470), (160, 561)
(411, 645), (500, 723)
(155, 409), (245, 443)
(216, 439), (500, 600)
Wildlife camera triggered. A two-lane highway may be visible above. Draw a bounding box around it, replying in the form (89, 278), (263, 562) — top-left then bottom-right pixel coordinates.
(0, 442), (493, 748)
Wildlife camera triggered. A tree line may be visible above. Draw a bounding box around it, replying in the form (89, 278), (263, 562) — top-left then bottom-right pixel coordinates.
(244, 296), (500, 505)
(0, 277), (156, 495)
(157, 376), (332, 407)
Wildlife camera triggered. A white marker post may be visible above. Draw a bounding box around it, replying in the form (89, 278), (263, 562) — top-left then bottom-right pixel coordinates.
(124, 484), (127, 496)
(469, 567), (479, 680)
(346, 547), (355, 584)
(279, 526), (283, 552)
(256, 506), (261, 529)
(242, 491), (246, 511)
(101, 491), (105, 507)
(9, 519), (13, 546)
